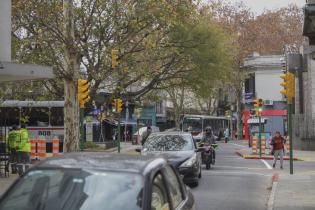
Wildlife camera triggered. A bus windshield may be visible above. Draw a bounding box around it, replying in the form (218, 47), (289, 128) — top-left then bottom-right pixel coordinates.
(182, 117), (202, 132)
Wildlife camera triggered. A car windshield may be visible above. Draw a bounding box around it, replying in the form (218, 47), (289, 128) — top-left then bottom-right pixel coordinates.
(0, 169), (143, 210)
(143, 134), (194, 151)
(182, 117), (202, 132)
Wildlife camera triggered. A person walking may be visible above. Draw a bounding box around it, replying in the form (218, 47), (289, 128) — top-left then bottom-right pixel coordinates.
(16, 124), (31, 175)
(224, 127), (229, 143)
(7, 125), (20, 174)
(271, 131), (286, 169)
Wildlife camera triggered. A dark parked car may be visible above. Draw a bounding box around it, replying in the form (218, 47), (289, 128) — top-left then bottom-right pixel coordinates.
(0, 153), (196, 210)
(139, 132), (202, 186)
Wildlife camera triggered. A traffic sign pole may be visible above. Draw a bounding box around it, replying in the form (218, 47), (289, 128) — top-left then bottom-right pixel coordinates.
(288, 102), (293, 174)
(118, 113), (121, 153)
(79, 107), (84, 151)
(259, 115), (262, 158)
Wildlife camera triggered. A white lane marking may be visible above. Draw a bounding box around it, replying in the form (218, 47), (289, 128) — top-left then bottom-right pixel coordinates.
(267, 181), (278, 210)
(203, 171), (271, 177)
(214, 165), (267, 170)
(230, 143), (246, 148)
(261, 159), (273, 170)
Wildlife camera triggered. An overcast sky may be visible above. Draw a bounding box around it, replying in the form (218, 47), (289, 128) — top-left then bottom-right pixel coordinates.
(236, 0), (305, 14)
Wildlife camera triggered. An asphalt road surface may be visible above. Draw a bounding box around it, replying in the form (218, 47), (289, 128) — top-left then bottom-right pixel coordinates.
(192, 142), (273, 210)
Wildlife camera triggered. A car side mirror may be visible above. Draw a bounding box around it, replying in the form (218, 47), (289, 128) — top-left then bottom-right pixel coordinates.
(135, 148), (141, 153)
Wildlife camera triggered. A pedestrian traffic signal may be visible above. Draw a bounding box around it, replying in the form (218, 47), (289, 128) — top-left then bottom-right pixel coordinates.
(112, 98), (123, 113)
(78, 79), (90, 108)
(280, 72), (295, 103)
(111, 49), (118, 68)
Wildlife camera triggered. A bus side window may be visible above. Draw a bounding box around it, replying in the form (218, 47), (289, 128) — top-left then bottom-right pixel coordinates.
(21, 107), (49, 127)
(50, 107), (64, 126)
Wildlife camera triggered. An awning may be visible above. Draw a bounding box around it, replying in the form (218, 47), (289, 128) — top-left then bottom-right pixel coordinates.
(0, 62), (54, 82)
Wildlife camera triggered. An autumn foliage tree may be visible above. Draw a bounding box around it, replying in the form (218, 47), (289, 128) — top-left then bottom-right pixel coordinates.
(204, 0), (304, 139)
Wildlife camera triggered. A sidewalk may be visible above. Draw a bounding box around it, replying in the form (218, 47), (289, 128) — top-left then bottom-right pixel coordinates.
(233, 140), (306, 161)
(0, 174), (18, 196)
(273, 171), (315, 210)
(0, 142), (139, 196)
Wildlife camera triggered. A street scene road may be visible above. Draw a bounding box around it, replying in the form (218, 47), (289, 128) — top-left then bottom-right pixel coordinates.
(192, 142), (272, 210)
(2, 0), (315, 209)
(191, 141), (315, 210)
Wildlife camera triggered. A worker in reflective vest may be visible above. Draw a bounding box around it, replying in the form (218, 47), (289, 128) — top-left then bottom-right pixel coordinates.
(17, 124), (30, 175)
(7, 125), (20, 174)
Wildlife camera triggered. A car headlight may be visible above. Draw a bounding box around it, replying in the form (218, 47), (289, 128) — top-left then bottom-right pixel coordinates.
(180, 153), (197, 167)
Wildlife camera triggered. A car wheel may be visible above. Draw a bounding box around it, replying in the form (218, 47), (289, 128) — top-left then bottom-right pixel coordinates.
(190, 181), (199, 188)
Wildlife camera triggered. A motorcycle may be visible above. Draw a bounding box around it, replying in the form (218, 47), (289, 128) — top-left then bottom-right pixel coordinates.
(198, 142), (218, 170)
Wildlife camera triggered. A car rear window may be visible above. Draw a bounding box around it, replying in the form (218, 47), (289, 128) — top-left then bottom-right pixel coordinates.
(0, 169), (143, 210)
(143, 134), (194, 151)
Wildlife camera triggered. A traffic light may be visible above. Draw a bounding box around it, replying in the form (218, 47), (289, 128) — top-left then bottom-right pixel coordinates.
(253, 99), (259, 109)
(112, 98), (123, 113)
(112, 100), (117, 112)
(111, 49), (118, 68)
(253, 98), (263, 116)
(78, 79), (90, 108)
(117, 98), (122, 113)
(258, 98), (263, 112)
(280, 72), (295, 103)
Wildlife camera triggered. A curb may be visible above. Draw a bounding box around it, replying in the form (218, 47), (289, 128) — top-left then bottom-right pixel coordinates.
(235, 151), (302, 161)
(267, 173), (279, 210)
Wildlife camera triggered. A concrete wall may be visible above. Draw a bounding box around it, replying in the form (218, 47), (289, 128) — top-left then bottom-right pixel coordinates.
(292, 46), (315, 150)
(255, 70), (284, 101)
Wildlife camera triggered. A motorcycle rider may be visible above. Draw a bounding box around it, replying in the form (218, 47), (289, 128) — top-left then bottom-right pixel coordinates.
(201, 126), (216, 163)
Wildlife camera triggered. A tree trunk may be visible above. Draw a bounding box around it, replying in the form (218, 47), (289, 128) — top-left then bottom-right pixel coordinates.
(63, 0), (79, 152)
(64, 79), (79, 152)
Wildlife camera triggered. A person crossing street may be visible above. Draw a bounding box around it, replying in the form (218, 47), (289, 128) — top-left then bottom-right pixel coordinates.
(271, 131), (286, 169)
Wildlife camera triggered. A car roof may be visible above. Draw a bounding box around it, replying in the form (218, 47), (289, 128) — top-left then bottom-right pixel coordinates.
(36, 152), (167, 175)
(153, 131), (192, 136)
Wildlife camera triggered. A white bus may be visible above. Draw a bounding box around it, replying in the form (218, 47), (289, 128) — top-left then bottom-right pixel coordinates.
(0, 101), (64, 151)
(181, 115), (229, 141)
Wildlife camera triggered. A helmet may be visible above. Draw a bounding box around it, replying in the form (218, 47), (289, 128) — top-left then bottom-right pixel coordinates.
(205, 126), (212, 134)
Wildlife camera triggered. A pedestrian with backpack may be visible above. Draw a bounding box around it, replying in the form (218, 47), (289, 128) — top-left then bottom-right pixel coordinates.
(271, 131), (286, 169)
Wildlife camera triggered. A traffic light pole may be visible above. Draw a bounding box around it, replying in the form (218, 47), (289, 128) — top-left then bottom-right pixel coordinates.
(288, 102), (293, 174)
(259, 115), (262, 158)
(117, 113), (121, 153)
(79, 107), (84, 151)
